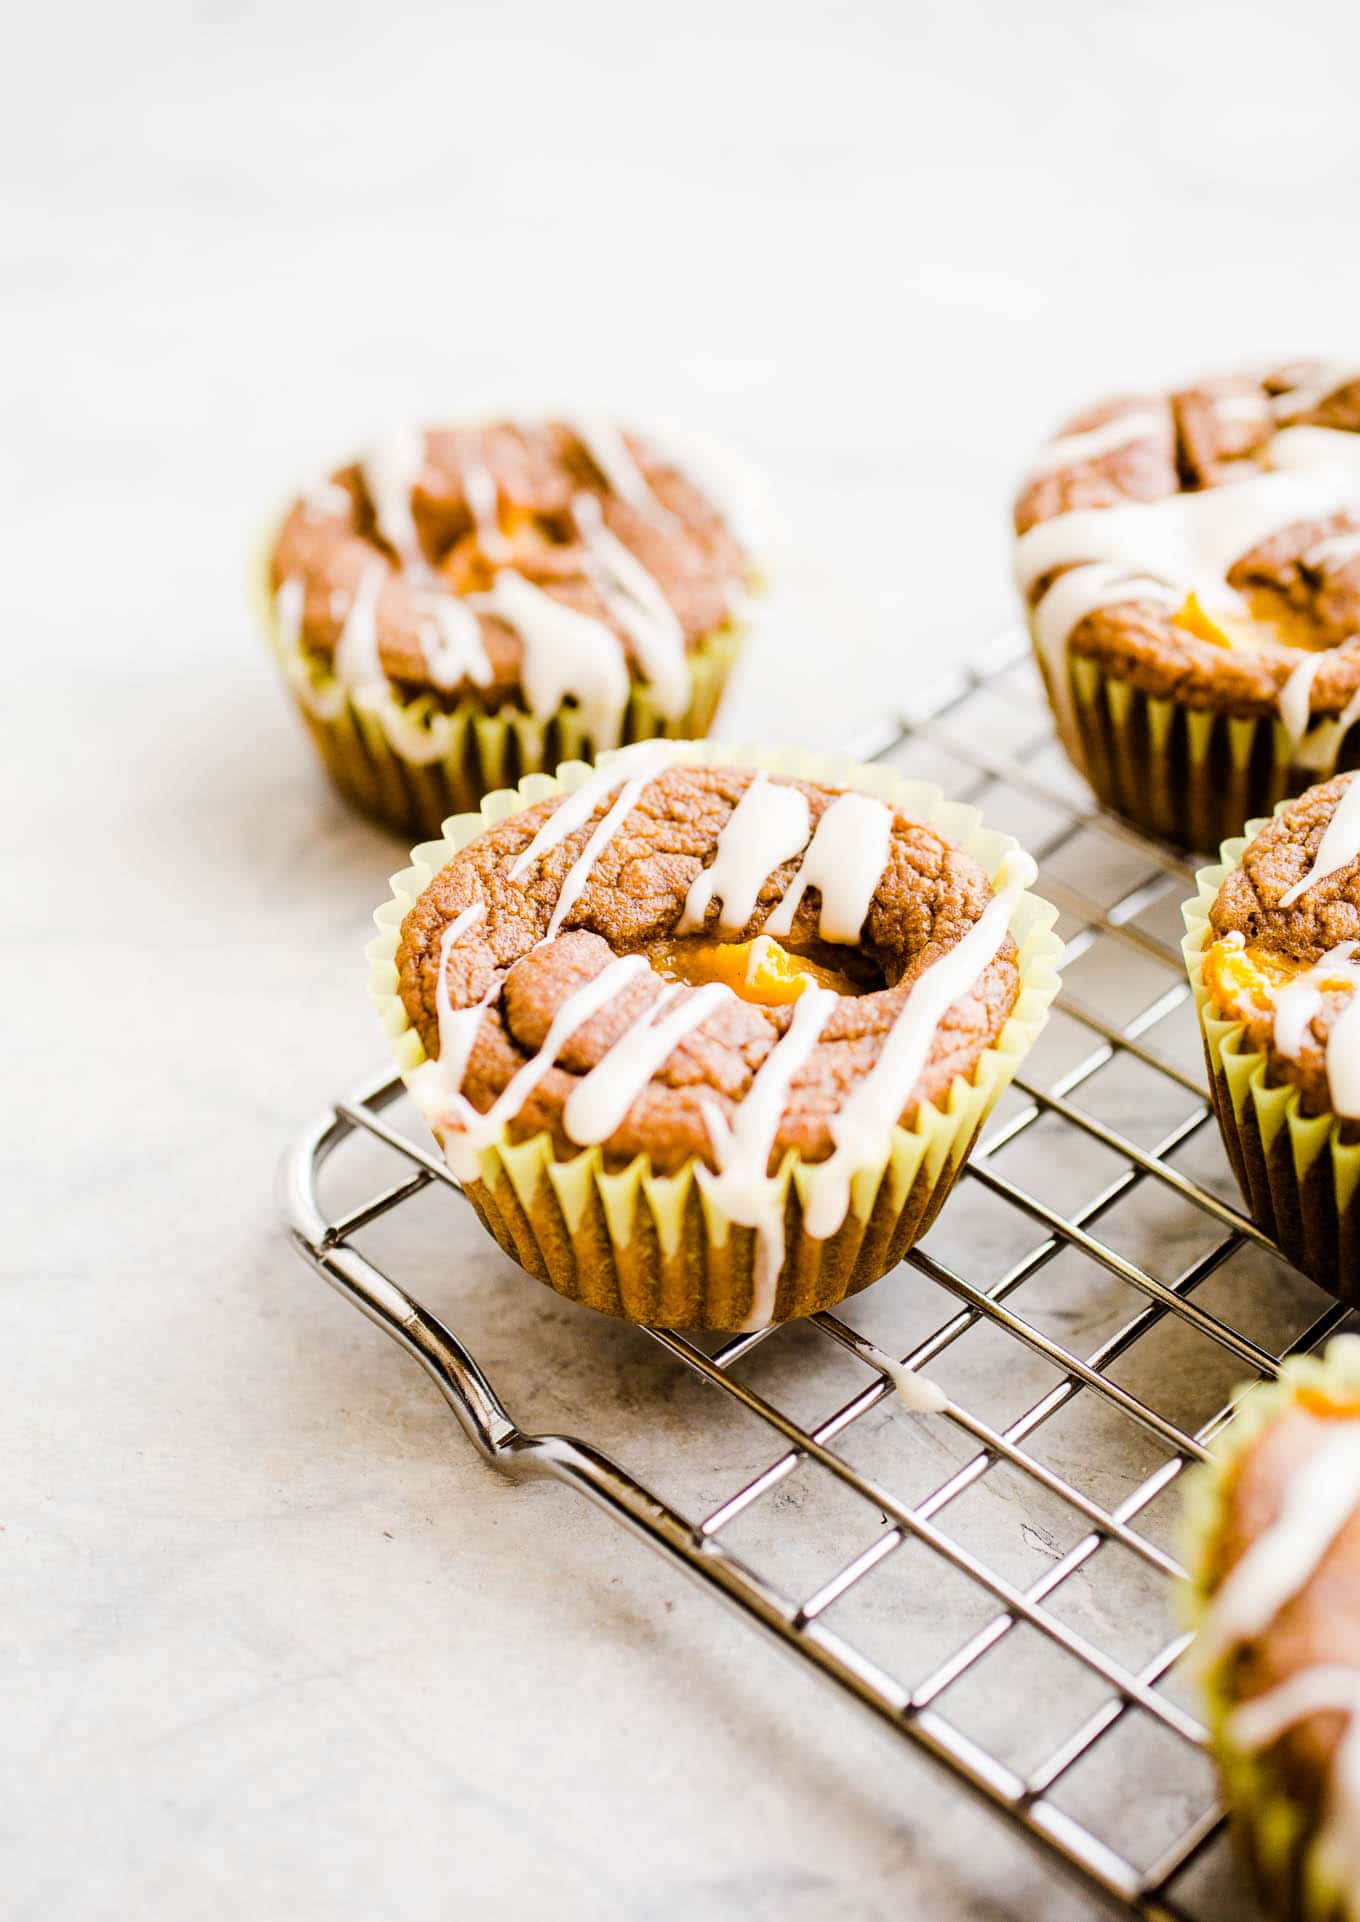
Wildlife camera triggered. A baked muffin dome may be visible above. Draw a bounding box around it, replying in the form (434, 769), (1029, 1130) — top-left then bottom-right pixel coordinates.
(265, 418), (762, 836)
(371, 743), (1061, 1328)
(1184, 773), (1360, 1297)
(1015, 361), (1360, 852)
(1184, 1337), (1360, 1920)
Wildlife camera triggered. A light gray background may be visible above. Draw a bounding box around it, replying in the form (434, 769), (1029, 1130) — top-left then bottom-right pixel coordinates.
(8, 2), (1360, 1917)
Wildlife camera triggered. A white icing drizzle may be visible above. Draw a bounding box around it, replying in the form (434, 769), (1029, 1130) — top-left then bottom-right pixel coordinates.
(361, 427), (425, 559)
(438, 954), (650, 1180)
(1328, 985), (1360, 1117)
(804, 849), (1036, 1242)
(1213, 393), (1272, 426)
(1226, 1662), (1360, 1894)
(1279, 778), (1360, 906)
(879, 1356), (951, 1413)
(1267, 1681), (1360, 1894)
(508, 742), (678, 883)
(1271, 425), (1360, 479)
(1296, 683), (1360, 773)
(1228, 1665), (1360, 1755)
(678, 775), (812, 934)
(416, 591), (492, 691)
(543, 766), (661, 943)
(573, 493), (689, 720)
(462, 461), (504, 554)
(565, 417), (669, 521)
(477, 569), (630, 749)
(1273, 368), (1360, 420)
(764, 791), (894, 943)
(1196, 1424), (1360, 1675)
(1016, 463), (1360, 604)
(1279, 652), (1326, 748)
(429, 903), (491, 1093)
(563, 981), (731, 1147)
(275, 576), (304, 650)
(334, 563), (387, 691)
(301, 478), (350, 520)
(1306, 531), (1360, 570)
(1026, 409), (1165, 479)
(1031, 565), (1182, 742)
(696, 984), (838, 1329)
(1272, 940), (1358, 1063)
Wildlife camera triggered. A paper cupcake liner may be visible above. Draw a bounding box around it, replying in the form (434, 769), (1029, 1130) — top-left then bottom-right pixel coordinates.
(264, 586), (745, 840)
(365, 743), (1062, 1330)
(1181, 820), (1360, 1301)
(1033, 640), (1357, 855)
(1180, 1337), (1360, 1922)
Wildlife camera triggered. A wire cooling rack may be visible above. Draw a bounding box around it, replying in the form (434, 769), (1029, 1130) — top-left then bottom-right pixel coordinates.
(280, 629), (1355, 1919)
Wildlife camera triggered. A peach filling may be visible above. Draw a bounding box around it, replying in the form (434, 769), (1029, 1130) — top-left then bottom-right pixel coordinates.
(1201, 933), (1353, 1023)
(1174, 591), (1329, 655)
(652, 935), (865, 1006)
(441, 506), (572, 593)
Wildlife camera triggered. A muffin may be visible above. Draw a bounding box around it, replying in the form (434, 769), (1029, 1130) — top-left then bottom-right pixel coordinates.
(1182, 773), (1360, 1296)
(1183, 1336), (1360, 1920)
(368, 741), (1061, 1328)
(1014, 360), (1360, 852)
(263, 418), (763, 837)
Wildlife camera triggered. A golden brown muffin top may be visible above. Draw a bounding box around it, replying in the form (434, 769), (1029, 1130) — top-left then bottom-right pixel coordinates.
(1015, 362), (1360, 718)
(396, 763), (1022, 1176)
(269, 419), (752, 715)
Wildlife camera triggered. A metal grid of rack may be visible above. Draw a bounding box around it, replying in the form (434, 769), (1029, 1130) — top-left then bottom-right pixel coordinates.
(280, 631), (1353, 1919)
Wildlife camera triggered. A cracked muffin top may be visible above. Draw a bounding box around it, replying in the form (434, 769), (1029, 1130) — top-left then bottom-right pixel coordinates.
(1201, 773), (1360, 1119)
(1013, 361), (1360, 729)
(268, 418), (755, 731)
(394, 754), (1030, 1181)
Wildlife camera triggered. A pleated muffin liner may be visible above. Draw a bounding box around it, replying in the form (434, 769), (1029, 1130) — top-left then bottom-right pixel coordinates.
(1034, 641), (1354, 856)
(1180, 1337), (1360, 1922)
(262, 572), (747, 840)
(1181, 819), (1360, 1301)
(367, 742), (1063, 1330)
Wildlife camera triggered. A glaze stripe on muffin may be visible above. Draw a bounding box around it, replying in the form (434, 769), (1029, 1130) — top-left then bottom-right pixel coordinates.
(372, 743), (1060, 1329)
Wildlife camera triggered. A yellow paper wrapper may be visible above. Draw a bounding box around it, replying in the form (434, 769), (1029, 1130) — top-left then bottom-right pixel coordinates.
(1180, 1337), (1360, 1921)
(366, 743), (1063, 1329)
(1032, 640), (1350, 855)
(1182, 818), (1360, 1299)
(260, 561), (747, 840)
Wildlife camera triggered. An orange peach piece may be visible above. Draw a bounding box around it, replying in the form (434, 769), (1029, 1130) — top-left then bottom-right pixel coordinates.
(1175, 592), (1237, 649)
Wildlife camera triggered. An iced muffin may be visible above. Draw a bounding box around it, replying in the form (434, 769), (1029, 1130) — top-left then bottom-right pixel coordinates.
(369, 742), (1061, 1327)
(1015, 361), (1360, 851)
(1184, 1337), (1360, 1919)
(264, 418), (763, 835)
(1183, 773), (1360, 1294)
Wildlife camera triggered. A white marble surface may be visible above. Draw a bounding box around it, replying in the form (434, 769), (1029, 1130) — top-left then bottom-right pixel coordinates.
(9, 1), (1360, 1916)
